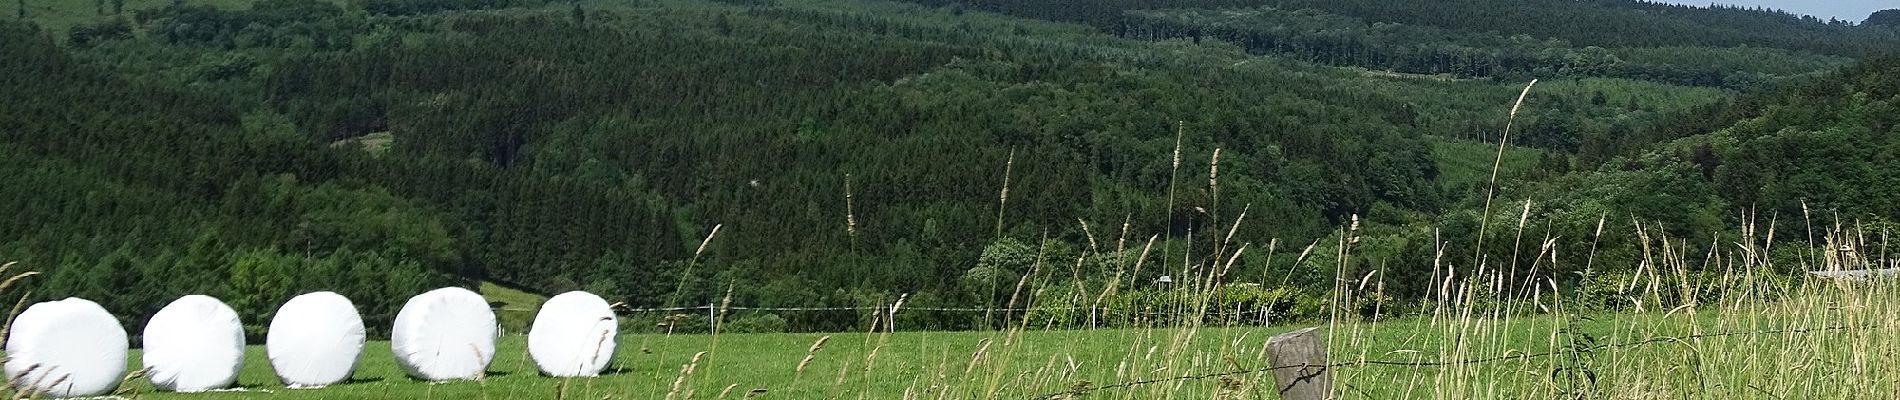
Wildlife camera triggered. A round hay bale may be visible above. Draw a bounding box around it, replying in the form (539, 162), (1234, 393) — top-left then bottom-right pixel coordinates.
(142, 295), (244, 392)
(391, 287), (497, 381)
(4, 297), (128, 398)
(266, 291), (366, 388)
(527, 291), (617, 377)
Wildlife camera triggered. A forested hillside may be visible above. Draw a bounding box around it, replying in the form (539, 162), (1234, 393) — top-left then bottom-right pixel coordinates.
(5, 0), (1897, 333)
(1553, 56), (1900, 234)
(1119, 7), (1854, 88)
(0, 22), (454, 337)
(902, 0), (1895, 87)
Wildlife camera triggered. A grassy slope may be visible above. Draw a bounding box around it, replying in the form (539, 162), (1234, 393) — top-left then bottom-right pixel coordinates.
(1431, 137), (1541, 190)
(481, 282), (549, 335)
(21, 0), (264, 36)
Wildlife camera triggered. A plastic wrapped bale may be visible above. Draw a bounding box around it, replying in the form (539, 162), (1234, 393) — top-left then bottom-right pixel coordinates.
(3, 297), (128, 398)
(391, 287), (497, 381)
(142, 295), (244, 392)
(266, 291), (366, 388)
(527, 291), (618, 377)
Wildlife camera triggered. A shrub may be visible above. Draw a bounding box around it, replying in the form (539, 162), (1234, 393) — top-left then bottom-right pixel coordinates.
(68, 17), (132, 47)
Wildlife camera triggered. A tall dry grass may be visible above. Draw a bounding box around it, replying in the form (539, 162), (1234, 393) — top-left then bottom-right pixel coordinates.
(0, 262), (45, 398)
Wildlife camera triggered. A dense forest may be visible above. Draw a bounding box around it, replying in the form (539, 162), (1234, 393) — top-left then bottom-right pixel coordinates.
(1118, 7), (1853, 88)
(4, 0), (1898, 334)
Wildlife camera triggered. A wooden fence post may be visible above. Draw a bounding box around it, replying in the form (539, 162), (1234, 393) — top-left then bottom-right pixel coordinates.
(1267, 327), (1331, 400)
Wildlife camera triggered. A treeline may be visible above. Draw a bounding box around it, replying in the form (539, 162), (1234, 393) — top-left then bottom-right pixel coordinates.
(881, 0), (1900, 58)
(884, 0), (1261, 26)
(1237, 0), (1900, 58)
(1118, 7), (1843, 88)
(876, 0), (1889, 86)
(361, 0), (536, 16)
(132, 0), (357, 50)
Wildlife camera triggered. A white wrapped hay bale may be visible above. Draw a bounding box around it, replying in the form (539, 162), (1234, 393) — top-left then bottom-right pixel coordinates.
(527, 291), (618, 377)
(391, 287), (497, 381)
(142, 295), (245, 392)
(266, 291), (366, 388)
(4, 297), (128, 398)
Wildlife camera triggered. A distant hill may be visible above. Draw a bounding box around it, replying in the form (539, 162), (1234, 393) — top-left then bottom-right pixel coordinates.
(2, 0), (1893, 332)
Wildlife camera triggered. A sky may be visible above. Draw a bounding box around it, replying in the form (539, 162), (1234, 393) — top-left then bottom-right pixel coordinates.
(1649, 0), (1893, 22)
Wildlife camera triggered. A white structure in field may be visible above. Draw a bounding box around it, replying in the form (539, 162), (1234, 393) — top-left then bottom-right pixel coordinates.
(527, 291), (618, 377)
(3, 298), (128, 398)
(1808, 268), (1900, 280)
(142, 295), (245, 392)
(391, 287), (497, 381)
(266, 291), (367, 388)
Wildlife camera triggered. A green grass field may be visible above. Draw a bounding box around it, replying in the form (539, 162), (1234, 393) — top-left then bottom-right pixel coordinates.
(1431, 136), (1544, 190)
(481, 281), (548, 335)
(94, 280), (1897, 399)
(116, 326), (1298, 399)
(18, 0), (278, 38)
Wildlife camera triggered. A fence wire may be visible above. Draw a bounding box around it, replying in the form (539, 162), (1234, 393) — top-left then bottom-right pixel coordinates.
(616, 305), (1084, 313)
(1031, 323), (1879, 399)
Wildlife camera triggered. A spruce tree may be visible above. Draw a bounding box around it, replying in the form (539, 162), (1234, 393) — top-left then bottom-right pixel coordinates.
(1868, 10), (1900, 27)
